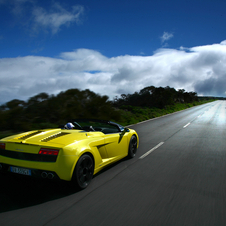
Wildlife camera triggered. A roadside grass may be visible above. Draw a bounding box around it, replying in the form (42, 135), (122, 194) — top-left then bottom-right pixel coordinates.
(117, 100), (215, 126)
(0, 99), (215, 139)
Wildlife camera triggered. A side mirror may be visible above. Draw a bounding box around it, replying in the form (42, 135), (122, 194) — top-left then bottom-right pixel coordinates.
(121, 128), (129, 135)
(125, 128), (130, 132)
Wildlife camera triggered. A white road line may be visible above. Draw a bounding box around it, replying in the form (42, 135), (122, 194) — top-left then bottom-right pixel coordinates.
(139, 142), (164, 159)
(183, 122), (190, 128)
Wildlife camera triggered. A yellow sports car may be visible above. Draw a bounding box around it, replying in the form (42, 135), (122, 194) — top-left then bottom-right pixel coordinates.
(0, 119), (139, 189)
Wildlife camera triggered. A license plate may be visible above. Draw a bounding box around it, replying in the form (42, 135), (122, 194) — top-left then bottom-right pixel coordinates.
(10, 166), (31, 176)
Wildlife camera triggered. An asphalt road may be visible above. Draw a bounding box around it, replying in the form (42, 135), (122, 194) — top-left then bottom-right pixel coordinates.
(1, 100), (226, 226)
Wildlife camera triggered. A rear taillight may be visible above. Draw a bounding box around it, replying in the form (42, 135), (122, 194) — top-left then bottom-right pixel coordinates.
(0, 143), (5, 149)
(38, 148), (59, 156)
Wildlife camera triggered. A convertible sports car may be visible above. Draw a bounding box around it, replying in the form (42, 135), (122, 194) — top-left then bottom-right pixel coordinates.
(0, 119), (139, 189)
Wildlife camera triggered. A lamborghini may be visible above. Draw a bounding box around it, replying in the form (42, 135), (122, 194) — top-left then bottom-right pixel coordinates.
(0, 119), (139, 189)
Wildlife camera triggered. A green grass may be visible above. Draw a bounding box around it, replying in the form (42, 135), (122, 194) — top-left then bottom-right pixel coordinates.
(117, 100), (215, 126)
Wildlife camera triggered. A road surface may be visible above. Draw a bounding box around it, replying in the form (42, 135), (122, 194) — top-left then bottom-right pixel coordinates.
(1, 100), (226, 225)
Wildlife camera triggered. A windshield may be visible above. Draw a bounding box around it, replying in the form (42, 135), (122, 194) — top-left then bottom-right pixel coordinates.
(70, 119), (124, 134)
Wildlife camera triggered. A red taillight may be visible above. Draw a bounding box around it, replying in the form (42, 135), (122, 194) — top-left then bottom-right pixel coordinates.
(38, 148), (59, 156)
(0, 143), (5, 149)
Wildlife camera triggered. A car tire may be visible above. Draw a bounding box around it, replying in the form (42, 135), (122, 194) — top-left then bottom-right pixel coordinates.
(73, 154), (94, 189)
(128, 135), (137, 158)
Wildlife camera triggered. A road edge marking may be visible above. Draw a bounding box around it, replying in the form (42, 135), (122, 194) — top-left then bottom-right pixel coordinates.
(139, 142), (164, 159)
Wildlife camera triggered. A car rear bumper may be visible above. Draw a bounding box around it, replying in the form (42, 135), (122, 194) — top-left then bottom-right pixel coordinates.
(0, 154), (79, 181)
(0, 162), (60, 180)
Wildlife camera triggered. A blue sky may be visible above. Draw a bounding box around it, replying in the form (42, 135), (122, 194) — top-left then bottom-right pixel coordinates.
(0, 0), (226, 104)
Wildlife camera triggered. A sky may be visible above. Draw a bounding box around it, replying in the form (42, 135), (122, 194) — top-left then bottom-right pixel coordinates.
(0, 0), (226, 104)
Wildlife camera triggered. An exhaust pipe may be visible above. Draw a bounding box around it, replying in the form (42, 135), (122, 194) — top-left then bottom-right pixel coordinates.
(41, 171), (54, 179)
(41, 172), (47, 178)
(47, 173), (54, 179)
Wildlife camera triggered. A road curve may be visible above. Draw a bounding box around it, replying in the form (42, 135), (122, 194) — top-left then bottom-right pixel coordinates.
(1, 100), (226, 226)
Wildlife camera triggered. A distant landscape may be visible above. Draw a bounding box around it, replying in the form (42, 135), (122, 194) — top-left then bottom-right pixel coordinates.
(0, 86), (220, 138)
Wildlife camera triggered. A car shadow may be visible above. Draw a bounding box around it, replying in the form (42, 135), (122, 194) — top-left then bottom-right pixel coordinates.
(0, 158), (129, 213)
(0, 173), (77, 213)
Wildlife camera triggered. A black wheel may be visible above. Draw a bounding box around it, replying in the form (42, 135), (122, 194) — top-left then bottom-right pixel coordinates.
(73, 154), (94, 189)
(128, 135), (137, 158)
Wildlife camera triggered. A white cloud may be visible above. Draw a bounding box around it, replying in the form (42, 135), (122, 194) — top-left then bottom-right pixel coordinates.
(0, 40), (226, 104)
(32, 3), (84, 34)
(1, 1), (84, 34)
(160, 31), (174, 43)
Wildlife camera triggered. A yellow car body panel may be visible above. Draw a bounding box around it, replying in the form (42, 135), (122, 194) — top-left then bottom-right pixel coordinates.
(0, 120), (139, 187)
